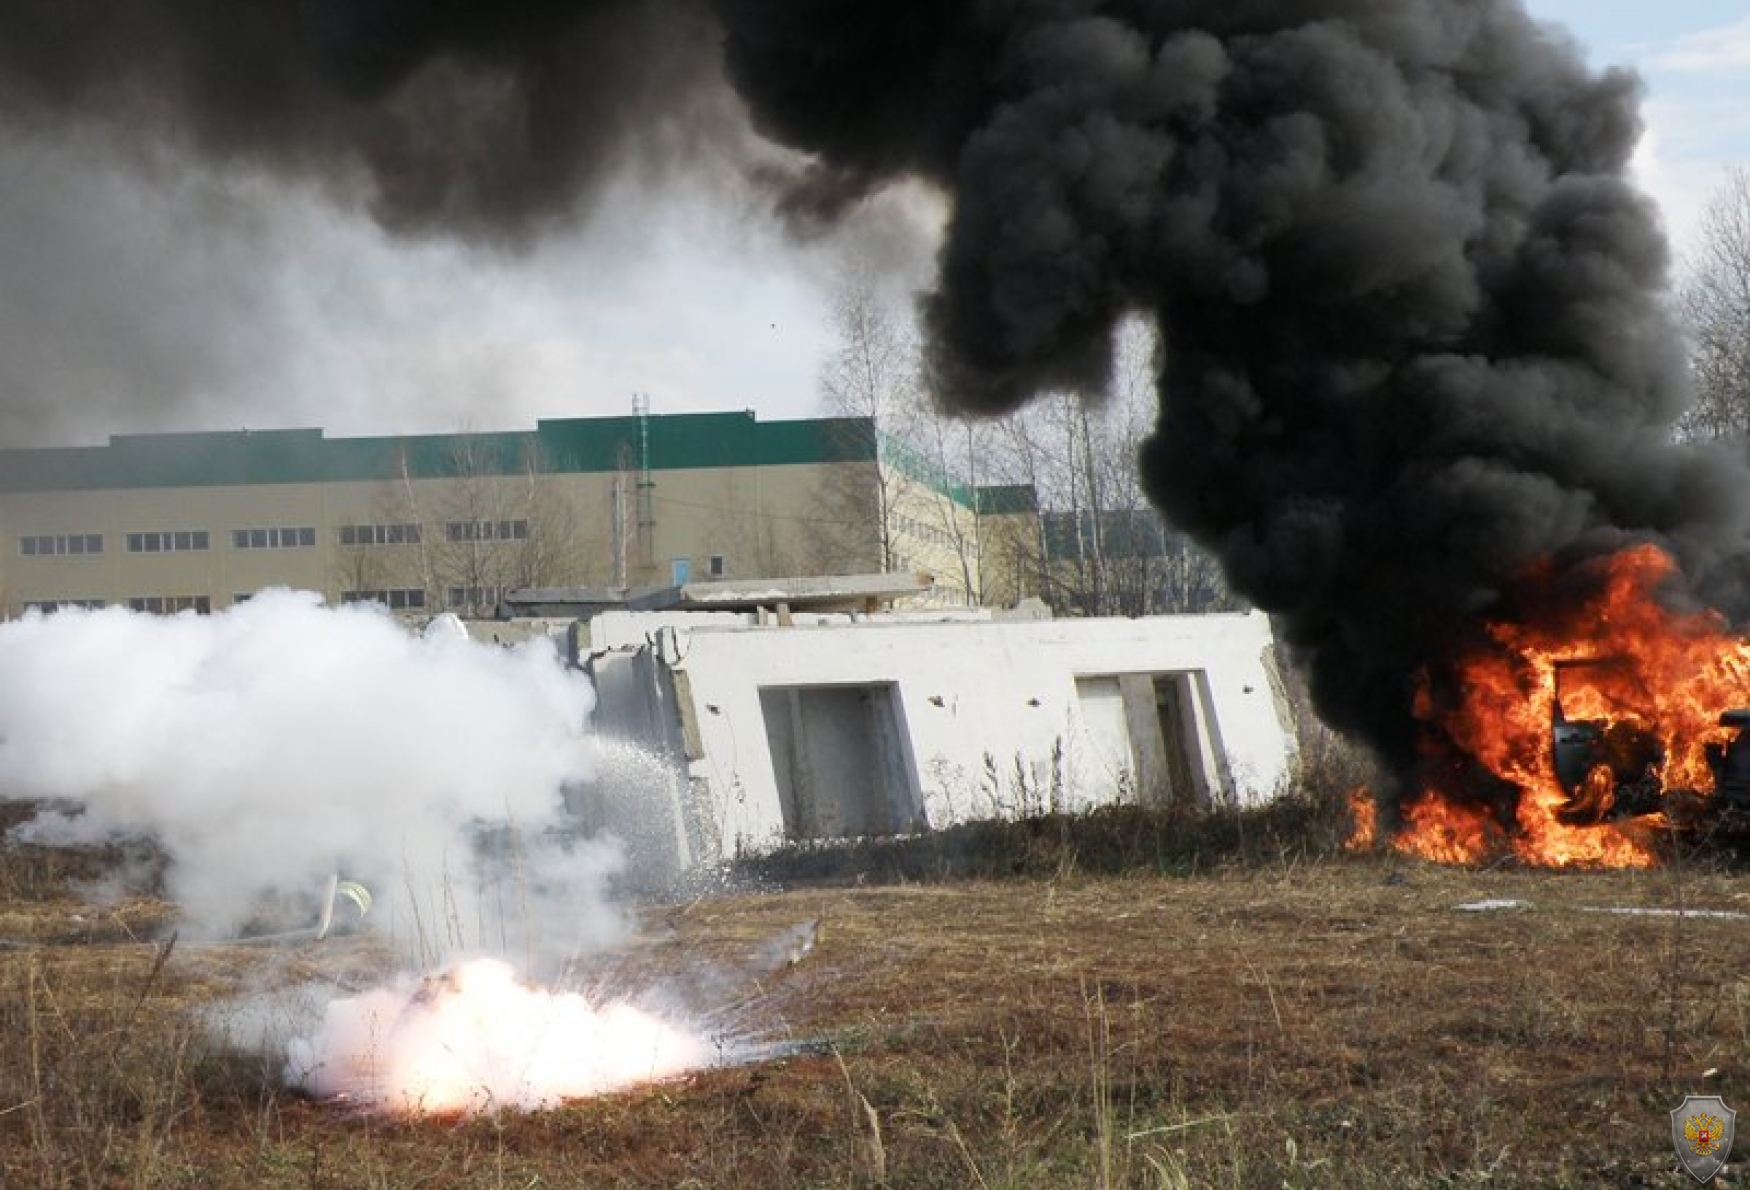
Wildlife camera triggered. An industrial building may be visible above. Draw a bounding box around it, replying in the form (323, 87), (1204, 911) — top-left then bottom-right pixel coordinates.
(0, 410), (1028, 619)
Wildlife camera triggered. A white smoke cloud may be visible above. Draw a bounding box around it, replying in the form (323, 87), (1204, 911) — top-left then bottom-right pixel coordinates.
(0, 590), (621, 957)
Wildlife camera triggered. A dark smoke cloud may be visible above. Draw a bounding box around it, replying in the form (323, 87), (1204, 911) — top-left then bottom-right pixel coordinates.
(0, 0), (732, 239)
(7, 0), (1746, 801)
(715, 0), (1750, 791)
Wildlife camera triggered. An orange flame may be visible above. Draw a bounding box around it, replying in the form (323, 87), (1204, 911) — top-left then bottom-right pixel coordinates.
(1343, 787), (1377, 852)
(1388, 543), (1750, 867)
(1393, 793), (1500, 864)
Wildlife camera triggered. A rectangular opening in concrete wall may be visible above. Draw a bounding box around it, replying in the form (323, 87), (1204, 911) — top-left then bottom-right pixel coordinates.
(1151, 673), (1210, 807)
(1074, 676), (1136, 803)
(758, 684), (924, 839)
(1075, 672), (1216, 807)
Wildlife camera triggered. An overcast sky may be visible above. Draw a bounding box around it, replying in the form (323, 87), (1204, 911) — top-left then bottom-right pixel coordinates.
(0, 3), (1744, 447)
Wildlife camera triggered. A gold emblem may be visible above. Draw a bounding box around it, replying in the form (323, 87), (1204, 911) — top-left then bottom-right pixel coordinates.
(1687, 1113), (1726, 1158)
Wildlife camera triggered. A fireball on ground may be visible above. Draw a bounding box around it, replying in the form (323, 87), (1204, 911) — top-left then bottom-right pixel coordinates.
(287, 957), (715, 1117)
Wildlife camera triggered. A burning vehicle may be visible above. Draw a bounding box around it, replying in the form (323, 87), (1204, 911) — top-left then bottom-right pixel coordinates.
(1360, 546), (1750, 867)
(1551, 660), (1750, 832)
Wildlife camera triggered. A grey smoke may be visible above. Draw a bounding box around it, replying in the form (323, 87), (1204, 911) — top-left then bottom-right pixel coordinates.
(0, 0), (944, 445)
(6, 0), (1745, 812)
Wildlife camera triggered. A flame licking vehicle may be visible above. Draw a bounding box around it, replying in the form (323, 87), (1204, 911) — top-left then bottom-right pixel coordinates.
(1551, 659), (1750, 832)
(1369, 546), (1750, 867)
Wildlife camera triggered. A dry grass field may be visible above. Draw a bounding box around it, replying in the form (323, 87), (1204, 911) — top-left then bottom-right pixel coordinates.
(1, 804), (1747, 1189)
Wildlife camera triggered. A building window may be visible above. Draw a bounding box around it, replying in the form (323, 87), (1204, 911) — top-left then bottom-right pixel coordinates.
(341, 588), (427, 611)
(708, 554), (725, 578)
(338, 523), (422, 547)
(20, 534), (103, 557)
(24, 599), (105, 613)
(444, 519), (528, 543)
(447, 586), (503, 611)
(232, 527), (316, 550)
(127, 595), (212, 615)
(126, 530), (210, 553)
(895, 512), (959, 550)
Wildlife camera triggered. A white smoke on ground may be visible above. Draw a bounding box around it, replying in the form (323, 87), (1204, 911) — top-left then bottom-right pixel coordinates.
(0, 589), (623, 958)
(0, 592), (761, 1111)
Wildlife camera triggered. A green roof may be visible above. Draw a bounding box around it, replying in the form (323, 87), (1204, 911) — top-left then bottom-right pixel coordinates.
(974, 484), (1038, 515)
(0, 413), (877, 493)
(876, 430), (983, 509)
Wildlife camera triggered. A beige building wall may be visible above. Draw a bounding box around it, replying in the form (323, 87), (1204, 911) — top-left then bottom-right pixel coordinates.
(640, 460), (881, 585)
(976, 508), (1047, 608)
(0, 459), (885, 619)
(5, 483), (352, 611)
(885, 468), (982, 606)
(0, 415), (1072, 620)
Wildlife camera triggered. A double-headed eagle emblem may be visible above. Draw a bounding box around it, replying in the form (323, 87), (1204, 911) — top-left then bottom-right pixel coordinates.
(1686, 1112), (1726, 1157)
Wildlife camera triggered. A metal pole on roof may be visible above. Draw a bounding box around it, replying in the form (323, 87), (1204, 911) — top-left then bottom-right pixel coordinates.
(633, 393), (655, 572)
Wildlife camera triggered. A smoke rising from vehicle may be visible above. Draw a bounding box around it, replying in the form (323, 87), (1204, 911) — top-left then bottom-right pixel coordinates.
(0, 590), (621, 953)
(714, 0), (1750, 783)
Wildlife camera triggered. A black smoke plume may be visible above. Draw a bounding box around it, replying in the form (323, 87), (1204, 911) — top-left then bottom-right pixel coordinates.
(7, 0), (1747, 800)
(713, 0), (1750, 790)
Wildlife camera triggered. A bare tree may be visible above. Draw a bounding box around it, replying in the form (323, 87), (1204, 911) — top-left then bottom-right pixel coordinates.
(971, 483), (1045, 608)
(822, 273), (1035, 603)
(1005, 392), (1134, 615)
(331, 446), (432, 607)
(819, 273), (920, 571)
(983, 402), (1060, 604)
(790, 450), (892, 578)
(814, 282), (1236, 612)
(1678, 168), (1750, 441)
(908, 406), (992, 604)
(514, 445), (587, 590)
(426, 436), (584, 616)
(331, 519), (396, 600)
(991, 396), (1081, 605)
(979, 318), (1240, 616)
